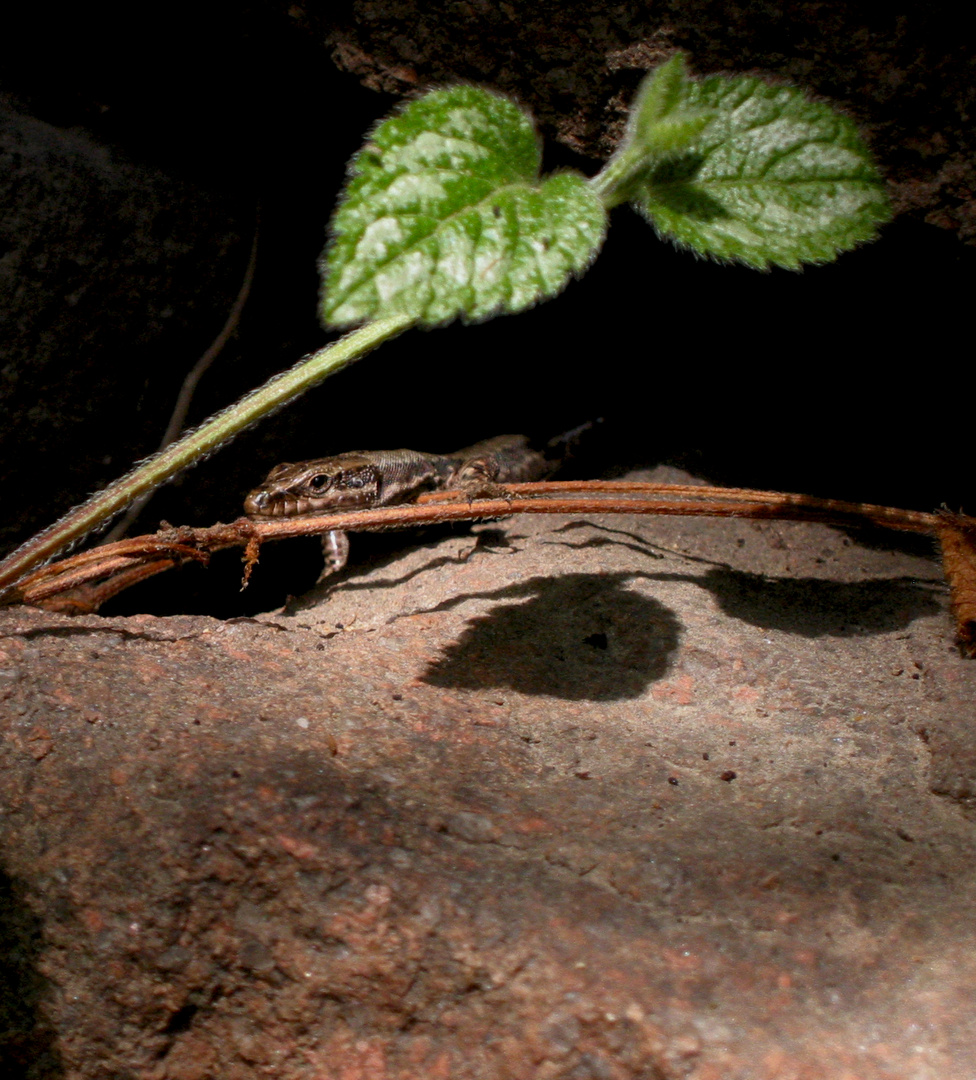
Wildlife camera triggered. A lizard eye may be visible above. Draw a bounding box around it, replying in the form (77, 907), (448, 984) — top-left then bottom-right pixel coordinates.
(308, 474), (329, 490)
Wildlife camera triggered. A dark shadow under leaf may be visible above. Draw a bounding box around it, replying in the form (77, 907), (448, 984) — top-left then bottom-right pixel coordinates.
(422, 572), (681, 701)
(636, 153), (730, 223)
(700, 567), (943, 638)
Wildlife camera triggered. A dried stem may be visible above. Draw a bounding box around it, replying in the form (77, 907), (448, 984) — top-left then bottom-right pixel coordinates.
(6, 479), (973, 653)
(935, 514), (976, 657)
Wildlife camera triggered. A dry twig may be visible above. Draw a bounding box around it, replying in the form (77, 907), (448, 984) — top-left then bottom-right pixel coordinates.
(5, 481), (974, 654)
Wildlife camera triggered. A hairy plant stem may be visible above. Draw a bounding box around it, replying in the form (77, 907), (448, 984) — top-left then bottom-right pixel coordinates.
(0, 314), (413, 595)
(589, 149), (646, 209)
(104, 216), (262, 543)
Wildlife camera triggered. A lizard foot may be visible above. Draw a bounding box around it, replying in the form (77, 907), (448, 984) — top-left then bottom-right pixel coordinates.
(316, 529), (351, 584)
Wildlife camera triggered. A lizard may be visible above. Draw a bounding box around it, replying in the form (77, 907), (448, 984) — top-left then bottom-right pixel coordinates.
(243, 434), (561, 579)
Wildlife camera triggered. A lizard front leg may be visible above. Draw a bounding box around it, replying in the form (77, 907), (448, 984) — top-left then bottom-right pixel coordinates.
(452, 453), (507, 501)
(450, 436), (552, 502)
(320, 529), (351, 581)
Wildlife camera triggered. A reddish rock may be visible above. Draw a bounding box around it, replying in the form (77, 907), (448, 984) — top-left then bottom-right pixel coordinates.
(2, 469), (976, 1077)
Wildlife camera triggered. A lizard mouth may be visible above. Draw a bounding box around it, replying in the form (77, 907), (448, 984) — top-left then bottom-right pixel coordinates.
(244, 492), (329, 518)
(244, 489), (377, 519)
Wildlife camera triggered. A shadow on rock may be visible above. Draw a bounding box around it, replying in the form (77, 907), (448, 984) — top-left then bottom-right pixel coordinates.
(0, 868), (63, 1078)
(700, 568), (943, 638)
(422, 572), (681, 701)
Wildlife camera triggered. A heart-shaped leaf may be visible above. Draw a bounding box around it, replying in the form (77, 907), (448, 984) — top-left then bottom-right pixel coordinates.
(321, 85), (607, 328)
(628, 73), (891, 269)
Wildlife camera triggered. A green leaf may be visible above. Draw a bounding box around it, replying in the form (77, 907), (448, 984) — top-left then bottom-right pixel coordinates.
(593, 55), (713, 207)
(629, 73), (891, 269)
(628, 53), (689, 133)
(321, 85), (607, 328)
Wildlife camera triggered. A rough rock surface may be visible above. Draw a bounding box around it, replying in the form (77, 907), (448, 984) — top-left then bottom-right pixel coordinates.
(2, 468), (975, 1078)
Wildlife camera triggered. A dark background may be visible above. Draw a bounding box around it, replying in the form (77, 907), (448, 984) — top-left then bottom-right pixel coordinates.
(0, 2), (971, 615)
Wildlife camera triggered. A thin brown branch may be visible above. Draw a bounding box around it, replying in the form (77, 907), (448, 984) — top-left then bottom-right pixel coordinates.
(936, 514), (976, 658)
(5, 480), (973, 651)
(422, 481), (938, 534)
(28, 561), (181, 613)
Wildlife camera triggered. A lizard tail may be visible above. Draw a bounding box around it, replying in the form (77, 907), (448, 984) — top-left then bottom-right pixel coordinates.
(545, 418), (604, 469)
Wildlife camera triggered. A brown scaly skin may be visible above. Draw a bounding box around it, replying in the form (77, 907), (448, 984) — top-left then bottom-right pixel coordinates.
(244, 435), (554, 578)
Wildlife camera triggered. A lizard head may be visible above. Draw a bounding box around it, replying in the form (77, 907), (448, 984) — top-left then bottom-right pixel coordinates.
(244, 454), (382, 518)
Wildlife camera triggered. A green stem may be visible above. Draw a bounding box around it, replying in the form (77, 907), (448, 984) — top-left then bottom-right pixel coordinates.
(0, 314), (413, 595)
(589, 148), (645, 209)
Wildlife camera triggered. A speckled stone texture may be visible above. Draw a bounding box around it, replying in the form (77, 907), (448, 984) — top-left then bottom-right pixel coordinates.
(2, 468), (975, 1078)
